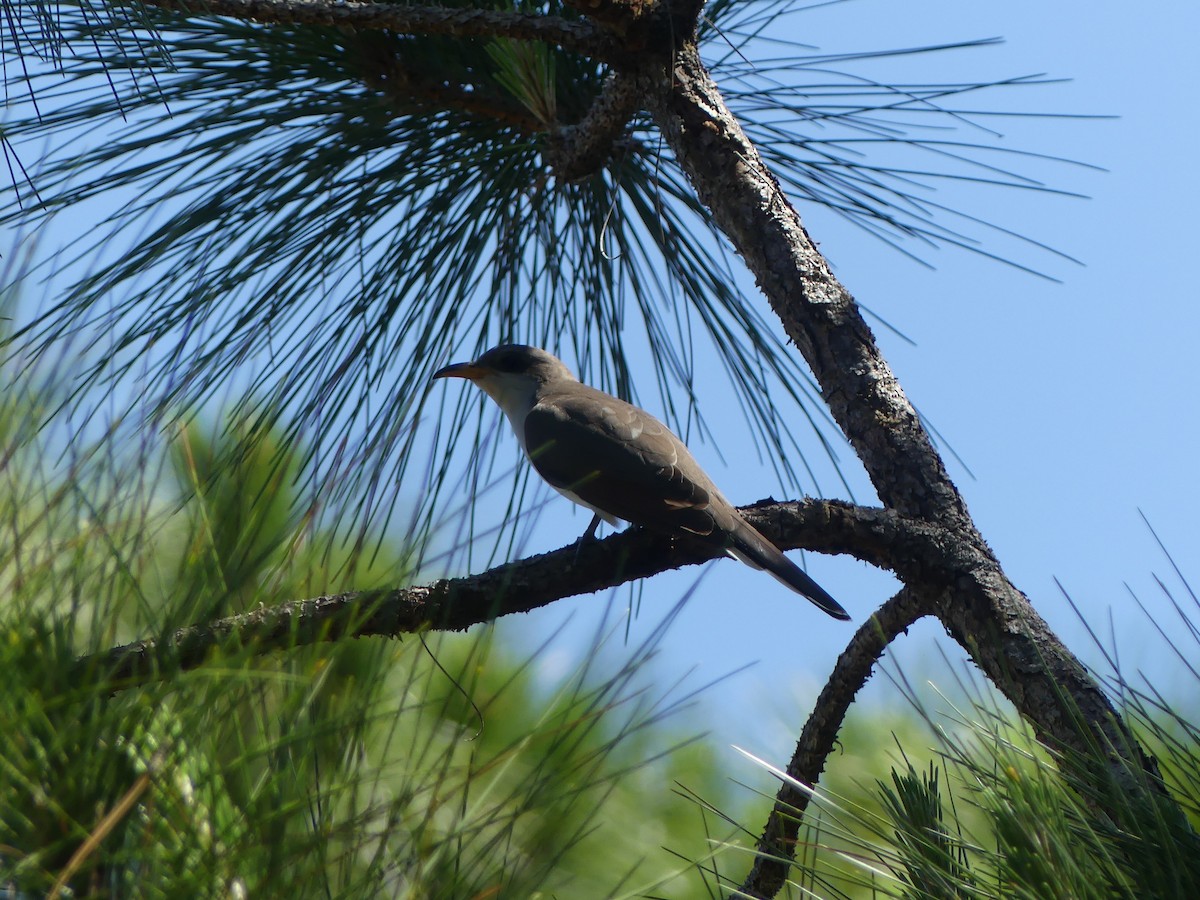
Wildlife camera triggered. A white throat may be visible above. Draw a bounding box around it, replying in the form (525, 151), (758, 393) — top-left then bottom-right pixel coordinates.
(475, 374), (541, 451)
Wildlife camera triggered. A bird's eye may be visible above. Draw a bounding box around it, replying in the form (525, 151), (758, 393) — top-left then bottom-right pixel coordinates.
(496, 353), (522, 373)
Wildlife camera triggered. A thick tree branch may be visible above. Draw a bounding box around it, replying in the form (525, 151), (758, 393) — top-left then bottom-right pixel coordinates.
(640, 42), (1166, 894)
(133, 0), (623, 63)
(78, 499), (911, 690)
(645, 47), (961, 524)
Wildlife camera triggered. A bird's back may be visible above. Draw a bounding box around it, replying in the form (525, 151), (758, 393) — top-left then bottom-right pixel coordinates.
(523, 383), (730, 539)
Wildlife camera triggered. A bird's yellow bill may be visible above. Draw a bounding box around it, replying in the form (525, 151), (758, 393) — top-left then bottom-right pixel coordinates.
(433, 361), (488, 381)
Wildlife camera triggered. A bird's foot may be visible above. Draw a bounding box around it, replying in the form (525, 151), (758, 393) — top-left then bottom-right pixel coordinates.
(572, 513), (603, 564)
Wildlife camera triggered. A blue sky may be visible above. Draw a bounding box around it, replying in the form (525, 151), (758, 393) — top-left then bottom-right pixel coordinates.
(7, 0), (1198, 779)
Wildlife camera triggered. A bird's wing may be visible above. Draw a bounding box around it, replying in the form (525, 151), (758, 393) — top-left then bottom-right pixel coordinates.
(523, 386), (719, 537)
(525, 384), (850, 619)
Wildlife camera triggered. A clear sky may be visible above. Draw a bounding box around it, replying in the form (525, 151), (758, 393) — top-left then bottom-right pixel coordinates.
(7, 1), (1198, 779)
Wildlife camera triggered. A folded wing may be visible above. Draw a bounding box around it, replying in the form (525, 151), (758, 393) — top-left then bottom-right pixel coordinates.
(523, 384), (718, 537)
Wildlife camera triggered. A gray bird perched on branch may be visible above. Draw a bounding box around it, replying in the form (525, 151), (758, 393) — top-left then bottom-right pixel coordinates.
(433, 344), (849, 620)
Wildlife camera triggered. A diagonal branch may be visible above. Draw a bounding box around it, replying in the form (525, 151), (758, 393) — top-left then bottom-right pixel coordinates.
(645, 47), (963, 525)
(641, 41), (1168, 895)
(132, 0), (624, 63)
(547, 69), (644, 180)
(76, 500), (924, 691)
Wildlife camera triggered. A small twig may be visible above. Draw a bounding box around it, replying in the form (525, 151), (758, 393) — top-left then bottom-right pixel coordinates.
(50, 750), (166, 896)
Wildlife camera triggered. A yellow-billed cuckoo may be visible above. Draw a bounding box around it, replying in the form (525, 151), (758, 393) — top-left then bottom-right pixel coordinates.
(433, 344), (849, 620)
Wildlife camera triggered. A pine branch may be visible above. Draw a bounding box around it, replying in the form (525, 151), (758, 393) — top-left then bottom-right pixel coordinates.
(130, 0), (624, 62)
(740, 587), (924, 898)
(548, 69), (643, 180)
(76, 499), (917, 691)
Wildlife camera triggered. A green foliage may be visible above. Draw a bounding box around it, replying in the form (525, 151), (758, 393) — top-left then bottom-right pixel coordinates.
(737, 664), (1200, 899)
(489, 37), (559, 128)
(879, 763), (973, 899)
(0, 353), (738, 898)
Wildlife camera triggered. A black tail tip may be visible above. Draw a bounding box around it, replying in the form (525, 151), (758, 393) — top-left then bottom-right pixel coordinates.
(812, 596), (851, 621)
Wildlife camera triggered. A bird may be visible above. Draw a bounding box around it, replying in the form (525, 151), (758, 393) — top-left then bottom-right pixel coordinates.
(433, 344), (849, 620)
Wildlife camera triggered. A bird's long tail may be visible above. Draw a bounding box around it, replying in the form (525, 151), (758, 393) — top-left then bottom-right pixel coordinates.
(727, 521), (850, 620)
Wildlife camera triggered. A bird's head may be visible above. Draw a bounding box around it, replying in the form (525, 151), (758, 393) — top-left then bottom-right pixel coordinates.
(433, 344), (577, 420)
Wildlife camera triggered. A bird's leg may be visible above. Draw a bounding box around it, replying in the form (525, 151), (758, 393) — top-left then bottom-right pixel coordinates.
(582, 513), (602, 542)
(573, 513), (603, 563)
